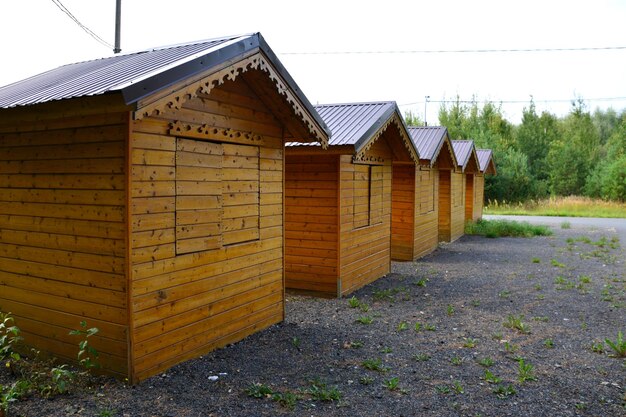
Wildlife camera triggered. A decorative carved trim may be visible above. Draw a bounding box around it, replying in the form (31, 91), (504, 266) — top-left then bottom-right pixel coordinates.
(354, 113), (419, 164)
(170, 121), (264, 145)
(135, 52), (327, 147)
(352, 154), (385, 165)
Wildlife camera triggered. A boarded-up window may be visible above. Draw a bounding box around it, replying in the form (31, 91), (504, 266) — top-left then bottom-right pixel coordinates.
(222, 144), (260, 245)
(419, 170), (435, 214)
(175, 139), (259, 255)
(353, 164), (383, 229)
(175, 138), (223, 254)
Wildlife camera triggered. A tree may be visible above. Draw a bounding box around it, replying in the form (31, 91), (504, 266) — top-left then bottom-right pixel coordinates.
(404, 110), (423, 126)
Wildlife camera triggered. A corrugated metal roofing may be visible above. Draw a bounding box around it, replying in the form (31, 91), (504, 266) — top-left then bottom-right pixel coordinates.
(0, 35), (246, 108)
(406, 126), (448, 161)
(451, 140), (475, 170)
(476, 149), (494, 173)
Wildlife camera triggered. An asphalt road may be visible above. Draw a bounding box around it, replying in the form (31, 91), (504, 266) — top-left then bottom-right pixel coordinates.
(484, 214), (626, 243)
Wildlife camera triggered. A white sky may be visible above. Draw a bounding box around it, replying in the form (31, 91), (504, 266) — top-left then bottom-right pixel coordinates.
(2, 0), (625, 124)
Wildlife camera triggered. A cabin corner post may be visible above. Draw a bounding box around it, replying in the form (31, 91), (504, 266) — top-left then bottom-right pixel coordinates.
(124, 111), (137, 383)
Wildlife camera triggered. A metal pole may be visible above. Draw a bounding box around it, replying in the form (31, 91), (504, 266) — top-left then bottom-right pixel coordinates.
(424, 96), (430, 126)
(114, 0), (122, 54)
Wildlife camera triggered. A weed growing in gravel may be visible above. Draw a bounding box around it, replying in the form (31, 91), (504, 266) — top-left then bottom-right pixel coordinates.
(498, 291), (511, 299)
(504, 342), (520, 353)
(356, 316), (373, 325)
(414, 278), (428, 287)
(483, 369), (502, 384)
(413, 353), (431, 362)
(345, 340), (363, 349)
(246, 383), (273, 398)
(272, 392), (299, 410)
(517, 359), (537, 382)
(383, 377), (400, 391)
(503, 314), (531, 334)
(348, 296), (360, 308)
(550, 259), (566, 268)
(605, 331), (626, 357)
(447, 304), (455, 316)
(361, 358), (388, 373)
(435, 384), (451, 394)
(478, 357), (495, 367)
(579, 275), (592, 284)
(543, 339), (554, 348)
(372, 288), (398, 302)
(396, 321), (408, 332)
(291, 337), (301, 348)
(380, 346), (392, 354)
(450, 356), (464, 366)
(491, 332), (503, 341)
(69, 321), (100, 370)
(531, 257), (541, 263)
(532, 316), (549, 322)
(425, 324), (437, 331)
(534, 284), (542, 291)
(414, 322), (423, 332)
(561, 221), (571, 229)
(574, 401), (588, 411)
(307, 379), (341, 402)
(464, 219), (552, 238)
(359, 303), (370, 312)
(463, 337), (477, 348)
(359, 376), (374, 385)
(591, 341), (605, 353)
(493, 384), (516, 399)
(452, 381), (465, 394)
(471, 300), (481, 307)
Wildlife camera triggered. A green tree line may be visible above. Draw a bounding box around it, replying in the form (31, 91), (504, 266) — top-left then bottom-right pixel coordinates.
(435, 98), (626, 203)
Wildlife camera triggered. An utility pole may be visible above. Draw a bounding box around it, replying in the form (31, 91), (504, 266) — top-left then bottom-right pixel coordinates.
(424, 96), (430, 126)
(114, 0), (122, 53)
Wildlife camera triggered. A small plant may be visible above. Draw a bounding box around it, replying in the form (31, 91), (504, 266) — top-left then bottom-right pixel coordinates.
(359, 376), (374, 385)
(550, 259), (566, 268)
(452, 380), (464, 394)
(463, 337), (477, 348)
(450, 356), (463, 366)
(435, 384), (451, 394)
(504, 342), (519, 353)
(1, 379), (31, 415)
(362, 358), (387, 373)
(348, 296), (360, 308)
(591, 341), (605, 353)
(291, 337), (301, 348)
(383, 377), (400, 391)
(517, 359), (537, 382)
(347, 340), (363, 349)
(380, 346), (392, 354)
(413, 353), (431, 362)
(397, 321), (408, 332)
(493, 384), (516, 399)
(359, 303), (370, 312)
(605, 331), (626, 357)
(414, 322), (423, 332)
(503, 314), (531, 334)
(579, 275), (592, 284)
(446, 304), (455, 316)
(531, 257), (541, 263)
(40, 365), (74, 398)
(491, 332), (503, 341)
(534, 284), (542, 291)
(0, 312), (22, 366)
(471, 299), (481, 307)
(543, 339), (554, 348)
(372, 288), (397, 302)
(356, 316), (373, 325)
(478, 357), (495, 367)
(498, 290), (511, 299)
(246, 382), (274, 398)
(414, 278), (428, 287)
(69, 321), (100, 370)
(561, 221), (571, 229)
(574, 401), (588, 410)
(272, 392), (299, 410)
(425, 324), (436, 331)
(532, 316), (549, 322)
(307, 379), (341, 402)
(483, 369), (502, 384)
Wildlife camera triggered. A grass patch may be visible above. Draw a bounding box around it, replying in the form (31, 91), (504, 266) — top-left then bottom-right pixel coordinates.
(465, 219), (552, 238)
(485, 196), (626, 218)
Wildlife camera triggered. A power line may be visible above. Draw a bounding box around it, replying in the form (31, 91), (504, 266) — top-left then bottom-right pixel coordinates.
(280, 46), (626, 55)
(399, 96), (626, 107)
(50, 0), (113, 49)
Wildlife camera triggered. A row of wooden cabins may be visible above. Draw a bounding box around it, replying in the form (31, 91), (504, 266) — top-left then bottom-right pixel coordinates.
(0, 33), (495, 382)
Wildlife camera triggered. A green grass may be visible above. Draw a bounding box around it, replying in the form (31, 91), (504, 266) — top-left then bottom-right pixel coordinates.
(465, 219), (552, 238)
(485, 196), (626, 218)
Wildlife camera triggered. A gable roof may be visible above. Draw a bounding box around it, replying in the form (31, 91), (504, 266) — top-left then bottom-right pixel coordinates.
(290, 101), (419, 162)
(451, 140), (476, 171)
(476, 149), (497, 174)
(407, 126), (456, 167)
(0, 32), (330, 144)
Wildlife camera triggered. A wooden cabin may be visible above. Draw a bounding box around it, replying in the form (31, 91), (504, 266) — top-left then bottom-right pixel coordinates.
(472, 149), (497, 221)
(285, 102), (419, 297)
(446, 140), (480, 242)
(0, 33), (329, 382)
(391, 126), (456, 261)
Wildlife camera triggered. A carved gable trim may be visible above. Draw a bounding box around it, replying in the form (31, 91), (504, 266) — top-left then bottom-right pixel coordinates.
(353, 113), (419, 164)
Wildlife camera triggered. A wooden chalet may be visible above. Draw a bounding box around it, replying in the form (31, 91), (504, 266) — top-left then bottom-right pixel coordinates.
(447, 140), (480, 242)
(0, 33), (330, 382)
(285, 102), (419, 297)
(391, 126), (456, 260)
(471, 149), (497, 221)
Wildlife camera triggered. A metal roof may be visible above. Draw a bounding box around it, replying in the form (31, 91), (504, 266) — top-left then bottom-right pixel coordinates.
(451, 140), (475, 170)
(476, 149), (496, 174)
(406, 126), (449, 161)
(0, 32), (331, 140)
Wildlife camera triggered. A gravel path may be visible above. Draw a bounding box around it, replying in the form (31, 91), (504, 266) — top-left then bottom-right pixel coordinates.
(3, 224), (625, 417)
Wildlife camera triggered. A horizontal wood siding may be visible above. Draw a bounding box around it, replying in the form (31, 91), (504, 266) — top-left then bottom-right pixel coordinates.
(413, 167), (439, 259)
(129, 79), (284, 381)
(391, 164), (415, 261)
(465, 174), (474, 222)
(0, 96), (129, 377)
(339, 138), (393, 296)
(284, 154), (338, 295)
(450, 171), (465, 242)
(438, 169), (451, 242)
(473, 175), (485, 221)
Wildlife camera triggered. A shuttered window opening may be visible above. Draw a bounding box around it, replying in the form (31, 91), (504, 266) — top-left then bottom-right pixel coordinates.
(419, 170), (435, 214)
(353, 164), (383, 229)
(175, 139), (259, 255)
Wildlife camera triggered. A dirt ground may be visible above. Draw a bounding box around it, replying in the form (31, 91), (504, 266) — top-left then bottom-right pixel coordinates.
(3, 225), (625, 417)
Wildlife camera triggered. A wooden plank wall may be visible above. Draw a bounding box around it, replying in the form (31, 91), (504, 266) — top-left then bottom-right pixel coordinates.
(438, 169), (451, 242)
(413, 167), (439, 259)
(284, 153), (338, 295)
(473, 175), (485, 220)
(465, 173), (474, 222)
(450, 171), (466, 242)
(339, 139), (393, 296)
(391, 164), (415, 261)
(129, 77), (285, 381)
(0, 96), (130, 377)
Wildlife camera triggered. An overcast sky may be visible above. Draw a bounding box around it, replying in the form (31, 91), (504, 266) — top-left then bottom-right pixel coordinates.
(2, 0), (625, 124)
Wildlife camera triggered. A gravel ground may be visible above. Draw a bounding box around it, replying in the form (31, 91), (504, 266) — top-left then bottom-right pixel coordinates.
(2, 225), (625, 417)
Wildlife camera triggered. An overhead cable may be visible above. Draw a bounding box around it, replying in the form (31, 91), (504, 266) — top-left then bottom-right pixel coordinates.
(50, 0), (113, 49)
